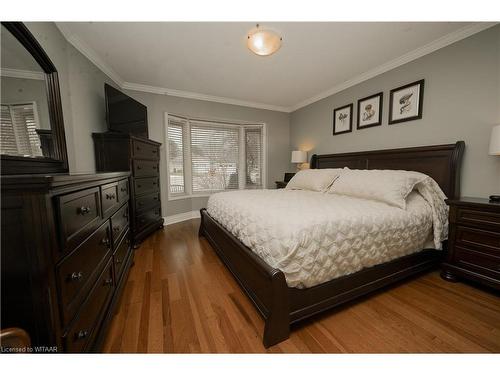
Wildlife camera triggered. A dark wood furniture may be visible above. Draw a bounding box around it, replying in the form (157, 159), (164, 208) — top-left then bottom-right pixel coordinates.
(1, 172), (133, 353)
(1, 22), (68, 175)
(93, 132), (164, 246)
(275, 181), (287, 189)
(441, 197), (500, 290)
(199, 141), (465, 347)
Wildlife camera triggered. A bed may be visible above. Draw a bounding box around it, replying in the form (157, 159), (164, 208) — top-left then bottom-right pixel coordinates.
(199, 142), (465, 347)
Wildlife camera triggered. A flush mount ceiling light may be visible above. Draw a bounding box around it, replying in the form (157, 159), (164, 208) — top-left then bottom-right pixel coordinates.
(247, 24), (282, 56)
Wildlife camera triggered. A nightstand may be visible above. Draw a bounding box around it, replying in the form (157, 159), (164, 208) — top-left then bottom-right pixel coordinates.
(441, 197), (500, 290)
(275, 181), (288, 189)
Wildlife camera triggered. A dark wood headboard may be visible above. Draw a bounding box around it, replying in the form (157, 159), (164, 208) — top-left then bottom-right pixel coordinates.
(311, 141), (465, 199)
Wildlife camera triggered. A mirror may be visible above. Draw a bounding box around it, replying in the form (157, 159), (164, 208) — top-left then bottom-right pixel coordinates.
(0, 22), (68, 174)
(1, 24), (52, 158)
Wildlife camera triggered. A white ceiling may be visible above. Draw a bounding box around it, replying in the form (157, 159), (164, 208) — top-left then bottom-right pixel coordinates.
(56, 22), (494, 112)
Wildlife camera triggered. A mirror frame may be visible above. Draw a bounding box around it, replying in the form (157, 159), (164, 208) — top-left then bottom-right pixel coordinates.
(1, 22), (68, 175)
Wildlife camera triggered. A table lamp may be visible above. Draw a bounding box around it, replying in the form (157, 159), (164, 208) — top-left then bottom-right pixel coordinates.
(291, 150), (308, 171)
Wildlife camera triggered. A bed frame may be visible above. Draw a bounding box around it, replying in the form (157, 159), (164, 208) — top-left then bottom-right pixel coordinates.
(199, 141), (465, 347)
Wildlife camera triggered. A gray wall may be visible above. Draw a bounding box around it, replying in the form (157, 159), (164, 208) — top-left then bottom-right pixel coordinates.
(1, 77), (51, 129)
(25, 22), (118, 173)
(123, 91), (291, 216)
(290, 25), (500, 198)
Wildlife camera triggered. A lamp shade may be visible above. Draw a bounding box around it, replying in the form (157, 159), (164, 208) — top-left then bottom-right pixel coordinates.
(489, 125), (500, 155)
(291, 150), (307, 163)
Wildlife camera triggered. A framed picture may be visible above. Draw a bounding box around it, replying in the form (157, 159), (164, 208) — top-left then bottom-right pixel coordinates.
(333, 103), (353, 135)
(389, 79), (425, 124)
(357, 92), (383, 129)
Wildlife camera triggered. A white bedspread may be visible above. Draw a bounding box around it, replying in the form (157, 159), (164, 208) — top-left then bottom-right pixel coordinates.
(206, 181), (448, 288)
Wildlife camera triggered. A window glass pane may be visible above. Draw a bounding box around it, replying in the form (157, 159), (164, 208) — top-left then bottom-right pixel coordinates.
(191, 123), (239, 192)
(245, 127), (263, 189)
(0, 103), (42, 157)
(168, 121), (185, 194)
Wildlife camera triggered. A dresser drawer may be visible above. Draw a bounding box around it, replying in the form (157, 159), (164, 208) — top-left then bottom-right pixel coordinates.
(101, 183), (119, 218)
(56, 221), (112, 326)
(113, 230), (131, 282)
(455, 226), (500, 256)
(57, 187), (101, 251)
(136, 206), (161, 232)
(135, 191), (160, 213)
(132, 139), (159, 160)
(111, 204), (129, 245)
(454, 245), (500, 276)
(456, 207), (500, 230)
(133, 159), (159, 177)
(63, 258), (114, 353)
(134, 177), (159, 195)
(117, 179), (129, 203)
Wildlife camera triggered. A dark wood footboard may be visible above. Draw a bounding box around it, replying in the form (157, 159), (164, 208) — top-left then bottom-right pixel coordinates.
(199, 208), (290, 347)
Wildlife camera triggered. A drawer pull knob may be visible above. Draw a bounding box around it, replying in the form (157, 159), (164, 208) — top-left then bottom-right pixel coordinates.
(137, 184), (142, 188)
(101, 237), (110, 247)
(123, 211), (129, 218)
(106, 193), (116, 200)
(126, 238), (130, 245)
(152, 150), (157, 153)
(70, 271), (83, 282)
(136, 146), (141, 150)
(116, 258), (122, 264)
(76, 330), (88, 340)
(153, 166), (157, 170)
(137, 166), (142, 170)
(104, 278), (113, 286)
(78, 206), (91, 215)
(113, 226), (120, 232)
(152, 182), (157, 185)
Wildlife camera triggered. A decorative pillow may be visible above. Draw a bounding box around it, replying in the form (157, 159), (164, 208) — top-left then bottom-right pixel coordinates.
(328, 169), (428, 209)
(285, 169), (343, 192)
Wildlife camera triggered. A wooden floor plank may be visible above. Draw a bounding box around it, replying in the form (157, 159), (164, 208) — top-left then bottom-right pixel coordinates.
(103, 219), (500, 353)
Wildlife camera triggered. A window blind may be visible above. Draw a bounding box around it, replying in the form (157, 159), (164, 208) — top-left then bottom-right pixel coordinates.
(0, 104), (18, 155)
(167, 117), (186, 194)
(190, 122), (240, 193)
(0, 103), (42, 157)
(245, 127), (263, 189)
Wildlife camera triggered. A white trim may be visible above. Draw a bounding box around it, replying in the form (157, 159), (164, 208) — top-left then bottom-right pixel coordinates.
(0, 68), (45, 80)
(55, 22), (497, 113)
(122, 81), (289, 112)
(163, 210), (200, 226)
(289, 22), (498, 111)
(55, 23), (124, 86)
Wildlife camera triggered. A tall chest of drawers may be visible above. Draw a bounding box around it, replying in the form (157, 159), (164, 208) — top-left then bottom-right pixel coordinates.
(92, 132), (164, 246)
(0, 172), (133, 352)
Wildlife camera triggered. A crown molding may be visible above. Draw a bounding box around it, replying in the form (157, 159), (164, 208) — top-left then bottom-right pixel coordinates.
(55, 23), (124, 86)
(121, 81), (290, 112)
(55, 22), (497, 114)
(0, 68), (45, 80)
(290, 22), (498, 112)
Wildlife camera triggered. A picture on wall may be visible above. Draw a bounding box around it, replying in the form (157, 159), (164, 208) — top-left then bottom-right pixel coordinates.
(389, 79), (425, 124)
(333, 103), (353, 135)
(357, 92), (383, 129)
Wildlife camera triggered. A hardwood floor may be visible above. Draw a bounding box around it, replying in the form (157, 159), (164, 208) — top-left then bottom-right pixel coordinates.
(102, 219), (500, 353)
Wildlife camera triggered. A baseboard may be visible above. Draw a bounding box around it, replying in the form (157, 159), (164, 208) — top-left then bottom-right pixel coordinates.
(164, 210), (201, 226)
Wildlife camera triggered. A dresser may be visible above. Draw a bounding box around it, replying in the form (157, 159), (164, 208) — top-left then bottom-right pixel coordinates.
(441, 197), (500, 290)
(92, 132), (164, 246)
(1, 172), (133, 352)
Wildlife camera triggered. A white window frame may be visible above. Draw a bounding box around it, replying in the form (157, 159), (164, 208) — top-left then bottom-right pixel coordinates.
(164, 112), (267, 201)
(1, 101), (42, 156)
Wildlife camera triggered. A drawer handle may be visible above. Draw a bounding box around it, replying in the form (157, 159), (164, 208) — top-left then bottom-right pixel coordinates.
(152, 166), (157, 170)
(152, 150), (157, 154)
(137, 184), (142, 188)
(126, 238), (130, 245)
(105, 193), (116, 200)
(76, 330), (88, 340)
(70, 271), (83, 282)
(101, 237), (110, 247)
(116, 258), (122, 265)
(120, 187), (127, 192)
(136, 146), (141, 151)
(137, 166), (142, 170)
(78, 206), (91, 215)
(104, 278), (113, 286)
(113, 226), (120, 233)
(153, 197), (158, 200)
(152, 182), (157, 185)
(123, 211), (129, 218)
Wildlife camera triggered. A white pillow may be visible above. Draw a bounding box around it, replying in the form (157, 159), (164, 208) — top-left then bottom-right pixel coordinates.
(328, 169), (428, 209)
(285, 169), (343, 192)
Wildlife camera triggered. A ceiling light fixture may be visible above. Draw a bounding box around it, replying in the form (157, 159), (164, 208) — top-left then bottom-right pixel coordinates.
(247, 24), (282, 56)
